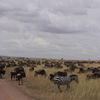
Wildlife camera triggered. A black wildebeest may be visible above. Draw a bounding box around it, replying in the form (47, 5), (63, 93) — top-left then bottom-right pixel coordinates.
(16, 71), (26, 85)
(10, 66), (24, 80)
(0, 69), (6, 78)
(34, 69), (47, 76)
(48, 71), (67, 81)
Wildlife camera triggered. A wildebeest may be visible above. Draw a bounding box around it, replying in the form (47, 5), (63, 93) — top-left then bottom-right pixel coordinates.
(48, 71), (67, 81)
(86, 72), (100, 80)
(78, 68), (87, 73)
(51, 75), (79, 92)
(0, 63), (5, 69)
(10, 66), (25, 80)
(0, 69), (6, 78)
(92, 68), (99, 73)
(34, 69), (47, 76)
(16, 71), (26, 85)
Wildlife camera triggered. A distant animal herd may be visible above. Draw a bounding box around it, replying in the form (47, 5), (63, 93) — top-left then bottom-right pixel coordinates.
(0, 59), (100, 92)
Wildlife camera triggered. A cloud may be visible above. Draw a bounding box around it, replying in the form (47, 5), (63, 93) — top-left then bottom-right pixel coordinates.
(2, 33), (61, 57)
(0, 0), (90, 34)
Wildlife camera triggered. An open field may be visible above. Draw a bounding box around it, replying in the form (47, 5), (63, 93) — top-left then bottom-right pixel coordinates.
(2, 59), (100, 100)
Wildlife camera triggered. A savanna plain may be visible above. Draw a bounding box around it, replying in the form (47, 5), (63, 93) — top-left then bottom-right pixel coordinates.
(3, 59), (100, 100)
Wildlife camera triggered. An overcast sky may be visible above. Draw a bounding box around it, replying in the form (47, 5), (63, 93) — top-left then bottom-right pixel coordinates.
(0, 0), (100, 60)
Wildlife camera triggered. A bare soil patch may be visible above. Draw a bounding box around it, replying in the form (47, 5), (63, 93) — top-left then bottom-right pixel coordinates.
(0, 77), (34, 100)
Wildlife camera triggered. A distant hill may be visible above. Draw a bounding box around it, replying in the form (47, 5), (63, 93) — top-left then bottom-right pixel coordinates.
(0, 55), (43, 59)
(0, 55), (23, 59)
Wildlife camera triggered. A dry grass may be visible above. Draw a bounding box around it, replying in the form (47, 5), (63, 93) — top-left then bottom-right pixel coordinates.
(5, 60), (100, 100)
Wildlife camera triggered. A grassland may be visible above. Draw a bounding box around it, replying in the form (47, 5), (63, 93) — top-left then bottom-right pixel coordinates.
(5, 59), (100, 100)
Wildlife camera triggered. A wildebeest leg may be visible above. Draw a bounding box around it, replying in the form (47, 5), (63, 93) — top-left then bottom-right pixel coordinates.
(18, 79), (20, 85)
(58, 85), (62, 92)
(21, 78), (23, 85)
(11, 74), (15, 80)
(11, 75), (15, 80)
(51, 84), (55, 92)
(0, 74), (2, 78)
(11, 75), (13, 80)
(14, 75), (15, 79)
(14, 75), (16, 81)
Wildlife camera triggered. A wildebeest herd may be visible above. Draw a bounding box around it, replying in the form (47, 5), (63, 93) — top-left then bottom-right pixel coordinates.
(1, 59), (100, 92)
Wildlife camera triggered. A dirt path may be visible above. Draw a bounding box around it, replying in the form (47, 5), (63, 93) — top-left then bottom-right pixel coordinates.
(0, 78), (34, 100)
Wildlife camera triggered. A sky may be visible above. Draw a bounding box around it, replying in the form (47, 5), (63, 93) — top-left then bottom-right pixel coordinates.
(0, 0), (100, 60)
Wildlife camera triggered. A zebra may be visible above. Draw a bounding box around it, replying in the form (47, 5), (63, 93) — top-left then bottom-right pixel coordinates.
(51, 75), (79, 92)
